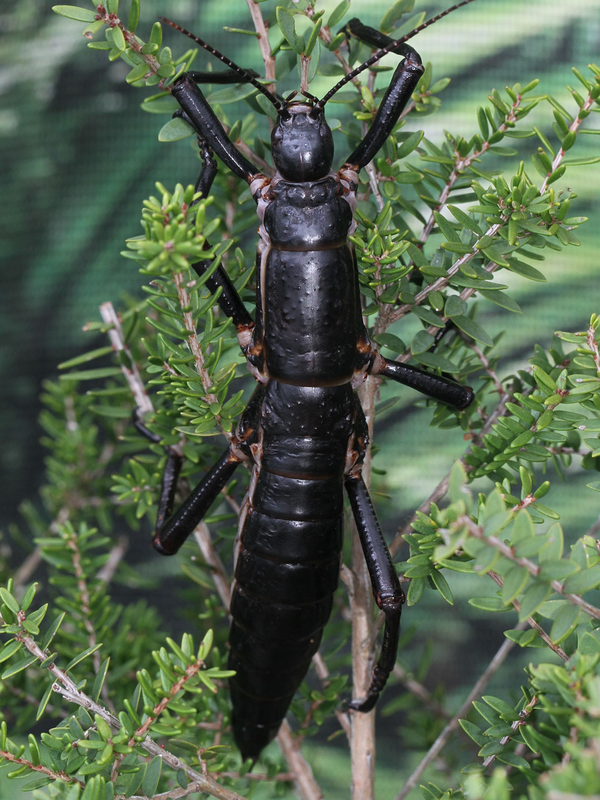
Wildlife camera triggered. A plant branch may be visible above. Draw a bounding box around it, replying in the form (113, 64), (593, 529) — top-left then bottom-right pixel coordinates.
(100, 302), (153, 415)
(488, 572), (568, 661)
(173, 271), (230, 440)
(276, 720), (323, 800)
(461, 516), (600, 621)
(482, 694), (538, 769)
(10, 626), (247, 800)
(64, 526), (101, 675)
(194, 523), (231, 610)
(0, 749), (79, 786)
(394, 625), (524, 800)
(392, 662), (449, 718)
(540, 88), (596, 194)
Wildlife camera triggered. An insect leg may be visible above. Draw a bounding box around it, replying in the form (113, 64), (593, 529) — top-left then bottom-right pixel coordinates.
(370, 356), (474, 410)
(180, 127), (255, 335)
(171, 75), (259, 183)
(133, 409), (183, 533)
(152, 448), (241, 556)
(135, 385), (265, 556)
(186, 68), (261, 85)
(341, 33), (424, 171)
(345, 474), (404, 713)
(341, 18), (414, 52)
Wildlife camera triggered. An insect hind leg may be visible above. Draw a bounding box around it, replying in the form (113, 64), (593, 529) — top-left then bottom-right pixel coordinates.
(132, 385), (265, 555)
(345, 474), (404, 713)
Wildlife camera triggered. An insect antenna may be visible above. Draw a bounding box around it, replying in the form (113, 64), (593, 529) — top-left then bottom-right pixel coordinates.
(316, 0), (477, 109)
(159, 17), (282, 111)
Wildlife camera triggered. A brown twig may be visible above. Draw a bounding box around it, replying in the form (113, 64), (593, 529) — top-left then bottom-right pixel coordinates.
(12, 550), (42, 594)
(9, 624), (247, 800)
(394, 625), (524, 800)
(461, 516), (600, 621)
(194, 523), (231, 610)
(64, 526), (101, 675)
(312, 651), (352, 740)
(0, 749), (79, 786)
(100, 302), (153, 415)
(96, 537), (128, 584)
(392, 663), (448, 718)
(540, 89), (596, 194)
(482, 695), (538, 769)
(277, 720), (324, 800)
(488, 572), (568, 661)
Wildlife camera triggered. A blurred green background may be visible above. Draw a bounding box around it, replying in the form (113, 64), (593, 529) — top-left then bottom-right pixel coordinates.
(2, 0), (600, 797)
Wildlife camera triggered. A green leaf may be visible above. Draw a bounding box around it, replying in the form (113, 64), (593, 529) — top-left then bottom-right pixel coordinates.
(52, 5), (97, 22)
(458, 719), (486, 746)
(497, 752), (529, 768)
(207, 84), (259, 105)
(65, 643), (103, 672)
(58, 347), (114, 369)
(550, 603), (580, 644)
(0, 589), (19, 615)
(0, 641), (22, 663)
(479, 289), (521, 313)
(2, 655), (37, 679)
(512, 510), (534, 543)
(406, 577), (425, 606)
(380, 0), (415, 31)
(277, 7), (304, 54)
(506, 259), (546, 282)
(430, 570), (453, 604)
(538, 522), (564, 561)
(128, 0), (140, 31)
(538, 560), (579, 582)
(482, 695), (520, 719)
(481, 246), (509, 267)
(158, 117), (195, 142)
(504, 628), (538, 647)
(111, 25), (126, 52)
(518, 582), (551, 621)
(142, 756), (162, 796)
(411, 330), (435, 354)
(59, 367), (122, 381)
(501, 566), (529, 605)
(327, 0), (351, 28)
(396, 130), (424, 160)
(412, 352), (459, 373)
(451, 315), (494, 346)
(563, 565), (600, 594)
(92, 658), (110, 702)
(126, 62), (148, 84)
(42, 613), (66, 649)
(468, 597), (508, 612)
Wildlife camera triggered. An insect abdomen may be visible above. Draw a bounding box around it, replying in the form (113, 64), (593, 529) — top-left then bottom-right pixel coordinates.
(228, 383), (353, 760)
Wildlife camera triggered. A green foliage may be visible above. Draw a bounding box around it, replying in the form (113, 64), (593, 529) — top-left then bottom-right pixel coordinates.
(5, 0), (600, 797)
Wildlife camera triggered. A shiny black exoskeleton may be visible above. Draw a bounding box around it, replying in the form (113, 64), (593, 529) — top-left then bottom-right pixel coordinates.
(137, 3), (476, 763)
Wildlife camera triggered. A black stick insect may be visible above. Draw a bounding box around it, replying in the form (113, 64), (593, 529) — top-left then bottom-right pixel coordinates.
(134, 0), (476, 762)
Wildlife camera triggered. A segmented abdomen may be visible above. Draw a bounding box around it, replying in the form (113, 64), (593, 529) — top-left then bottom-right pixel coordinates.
(228, 381), (354, 761)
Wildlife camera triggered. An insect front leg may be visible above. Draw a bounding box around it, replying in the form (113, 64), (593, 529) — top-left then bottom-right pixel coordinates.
(180, 126), (256, 341)
(132, 95), (265, 554)
(339, 26), (424, 172)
